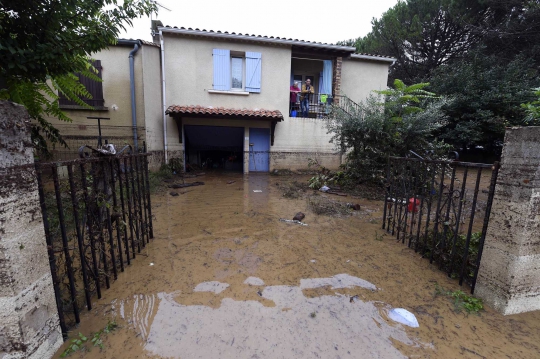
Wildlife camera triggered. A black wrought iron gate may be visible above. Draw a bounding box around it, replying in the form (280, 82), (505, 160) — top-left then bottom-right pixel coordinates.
(383, 157), (499, 293)
(35, 148), (153, 337)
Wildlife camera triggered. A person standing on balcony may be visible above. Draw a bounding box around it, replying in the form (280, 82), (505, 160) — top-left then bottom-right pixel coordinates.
(301, 79), (314, 117)
(290, 81), (300, 116)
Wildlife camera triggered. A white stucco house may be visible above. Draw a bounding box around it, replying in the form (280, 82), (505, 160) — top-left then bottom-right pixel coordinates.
(47, 21), (395, 172)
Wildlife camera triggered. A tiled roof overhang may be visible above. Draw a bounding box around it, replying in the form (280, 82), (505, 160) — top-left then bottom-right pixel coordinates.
(165, 105), (284, 121)
(166, 105), (283, 146)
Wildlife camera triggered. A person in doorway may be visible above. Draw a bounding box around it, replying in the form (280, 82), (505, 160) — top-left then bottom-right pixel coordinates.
(289, 81), (300, 115)
(300, 79), (314, 117)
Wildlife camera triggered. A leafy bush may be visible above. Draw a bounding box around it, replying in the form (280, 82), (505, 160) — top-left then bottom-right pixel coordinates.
(327, 80), (449, 183)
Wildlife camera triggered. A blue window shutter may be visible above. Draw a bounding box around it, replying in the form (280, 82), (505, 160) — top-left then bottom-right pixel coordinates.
(245, 52), (262, 93)
(213, 49), (230, 91)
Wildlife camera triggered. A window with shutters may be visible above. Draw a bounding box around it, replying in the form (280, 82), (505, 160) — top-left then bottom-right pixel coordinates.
(212, 49), (261, 93)
(58, 60), (106, 109)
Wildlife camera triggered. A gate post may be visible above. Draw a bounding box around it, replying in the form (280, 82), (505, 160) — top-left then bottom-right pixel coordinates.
(0, 102), (63, 357)
(476, 126), (540, 315)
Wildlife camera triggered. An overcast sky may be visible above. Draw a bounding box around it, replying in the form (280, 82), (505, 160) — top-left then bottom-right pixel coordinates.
(120, 0), (398, 44)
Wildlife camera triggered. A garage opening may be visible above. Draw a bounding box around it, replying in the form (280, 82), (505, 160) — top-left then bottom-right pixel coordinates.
(184, 125), (244, 172)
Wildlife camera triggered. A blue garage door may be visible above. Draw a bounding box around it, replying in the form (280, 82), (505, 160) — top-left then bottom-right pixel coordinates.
(249, 128), (270, 172)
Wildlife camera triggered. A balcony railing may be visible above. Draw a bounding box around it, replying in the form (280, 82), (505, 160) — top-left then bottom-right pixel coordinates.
(289, 91), (335, 119)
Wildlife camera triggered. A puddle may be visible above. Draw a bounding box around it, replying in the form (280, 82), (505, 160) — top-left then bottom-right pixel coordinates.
(53, 173), (540, 359)
(143, 276), (421, 359)
(193, 281), (230, 294)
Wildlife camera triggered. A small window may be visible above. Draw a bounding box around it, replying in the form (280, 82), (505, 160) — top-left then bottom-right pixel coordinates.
(231, 57), (244, 90)
(213, 49), (261, 93)
(59, 60), (105, 108)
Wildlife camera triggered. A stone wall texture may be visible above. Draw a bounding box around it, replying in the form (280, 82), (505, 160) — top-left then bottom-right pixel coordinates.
(0, 101), (63, 358)
(475, 126), (540, 315)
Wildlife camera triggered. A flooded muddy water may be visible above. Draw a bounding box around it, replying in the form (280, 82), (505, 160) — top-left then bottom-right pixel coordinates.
(54, 173), (540, 359)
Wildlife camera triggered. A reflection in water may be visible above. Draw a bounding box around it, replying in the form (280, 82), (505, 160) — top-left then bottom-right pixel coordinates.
(135, 275), (423, 359)
(115, 294), (160, 341)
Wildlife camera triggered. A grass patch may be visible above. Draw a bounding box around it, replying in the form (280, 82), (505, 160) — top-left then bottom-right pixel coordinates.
(60, 320), (118, 357)
(434, 284), (484, 314)
(307, 194), (351, 216)
(148, 164), (174, 193)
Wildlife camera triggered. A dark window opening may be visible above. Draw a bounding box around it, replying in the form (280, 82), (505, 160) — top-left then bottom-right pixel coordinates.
(59, 60), (104, 108)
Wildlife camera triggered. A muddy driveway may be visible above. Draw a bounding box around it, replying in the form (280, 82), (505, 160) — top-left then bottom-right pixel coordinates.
(54, 173), (540, 359)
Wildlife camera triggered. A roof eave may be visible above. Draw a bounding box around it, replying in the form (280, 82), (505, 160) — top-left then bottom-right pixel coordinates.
(350, 53), (396, 64)
(158, 26), (356, 53)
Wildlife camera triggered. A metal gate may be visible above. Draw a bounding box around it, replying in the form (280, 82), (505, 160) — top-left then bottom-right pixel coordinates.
(383, 157), (499, 293)
(35, 146), (153, 337)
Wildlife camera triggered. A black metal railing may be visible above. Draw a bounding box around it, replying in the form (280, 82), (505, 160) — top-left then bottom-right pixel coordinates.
(289, 91), (335, 119)
(35, 147), (153, 337)
(383, 157), (499, 293)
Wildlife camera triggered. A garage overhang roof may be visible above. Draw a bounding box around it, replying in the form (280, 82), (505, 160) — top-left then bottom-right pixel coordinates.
(166, 105), (284, 121)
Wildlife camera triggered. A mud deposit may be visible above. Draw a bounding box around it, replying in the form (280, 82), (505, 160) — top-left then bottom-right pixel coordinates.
(54, 173), (540, 359)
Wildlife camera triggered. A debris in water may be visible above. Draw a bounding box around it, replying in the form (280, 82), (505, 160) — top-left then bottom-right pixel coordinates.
(169, 181), (205, 189)
(292, 212), (305, 221)
(257, 290), (262, 297)
(347, 203), (361, 210)
(388, 308), (419, 328)
(170, 192), (179, 197)
(279, 218), (308, 226)
(327, 191), (347, 197)
(227, 181), (236, 185)
(253, 190), (263, 193)
(350, 295), (359, 303)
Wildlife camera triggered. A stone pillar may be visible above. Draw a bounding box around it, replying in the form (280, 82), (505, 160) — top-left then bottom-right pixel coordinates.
(0, 101), (63, 358)
(475, 126), (540, 315)
(332, 57), (343, 105)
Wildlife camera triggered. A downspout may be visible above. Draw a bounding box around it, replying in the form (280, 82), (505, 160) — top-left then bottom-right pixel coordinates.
(128, 42), (141, 151)
(159, 30), (168, 164)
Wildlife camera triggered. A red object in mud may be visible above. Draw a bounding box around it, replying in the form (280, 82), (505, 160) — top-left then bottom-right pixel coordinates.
(408, 198), (420, 213)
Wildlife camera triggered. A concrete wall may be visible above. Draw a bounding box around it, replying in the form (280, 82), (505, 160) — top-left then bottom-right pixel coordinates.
(340, 58), (390, 104)
(272, 117), (340, 170)
(476, 126), (540, 315)
(0, 101), (63, 358)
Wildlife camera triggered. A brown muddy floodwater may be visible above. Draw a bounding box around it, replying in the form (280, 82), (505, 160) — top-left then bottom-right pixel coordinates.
(54, 173), (540, 359)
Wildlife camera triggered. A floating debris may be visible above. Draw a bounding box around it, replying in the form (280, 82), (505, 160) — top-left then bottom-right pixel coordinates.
(279, 218), (308, 226)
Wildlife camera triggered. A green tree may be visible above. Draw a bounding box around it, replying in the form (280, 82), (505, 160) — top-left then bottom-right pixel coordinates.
(430, 53), (539, 153)
(339, 0), (487, 84)
(521, 88), (540, 125)
(0, 0), (157, 156)
(339, 0), (540, 154)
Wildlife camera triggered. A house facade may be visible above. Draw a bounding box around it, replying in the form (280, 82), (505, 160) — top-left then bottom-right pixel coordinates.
(46, 22), (394, 172)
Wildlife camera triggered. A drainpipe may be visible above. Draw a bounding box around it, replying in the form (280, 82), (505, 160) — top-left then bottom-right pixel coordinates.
(129, 42), (140, 151)
(159, 30), (168, 164)
(118, 39), (142, 152)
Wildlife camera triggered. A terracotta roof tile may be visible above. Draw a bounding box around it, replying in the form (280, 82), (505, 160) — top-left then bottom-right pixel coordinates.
(165, 105), (283, 121)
